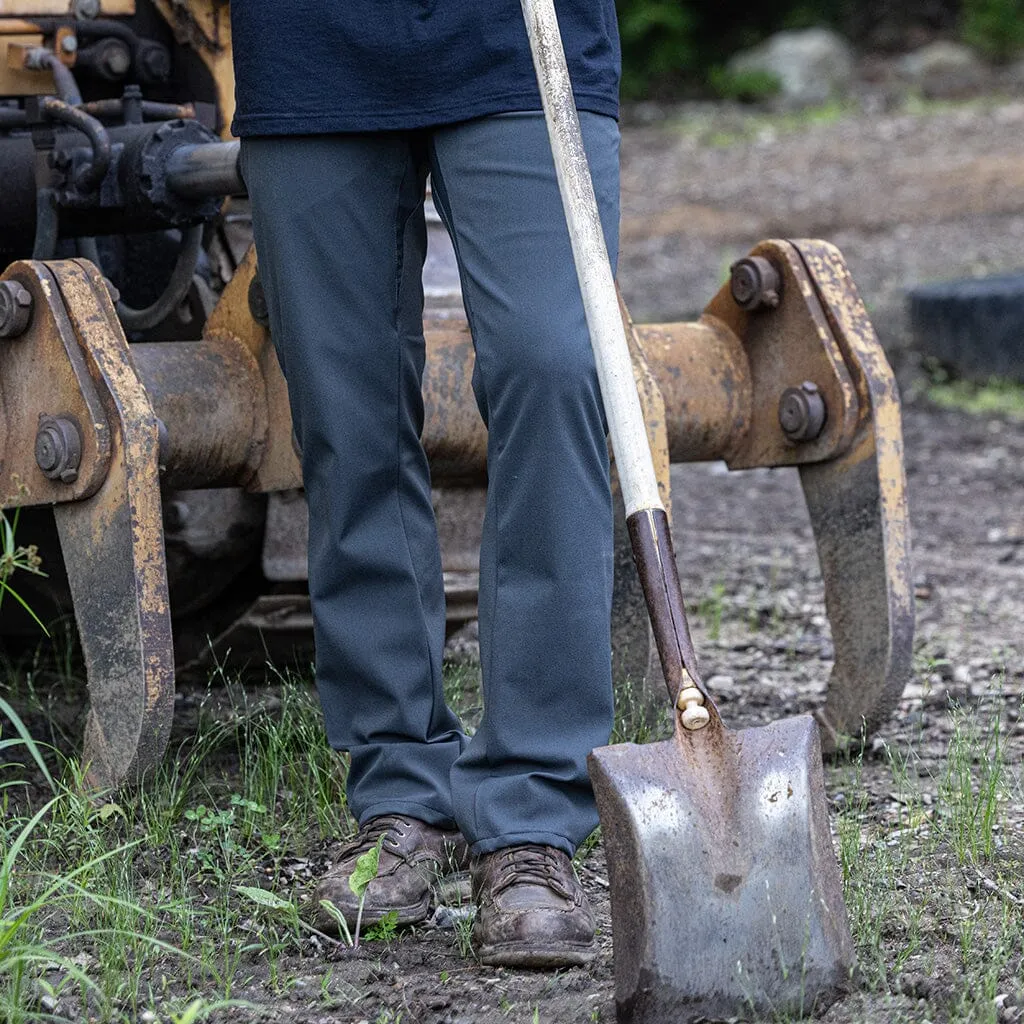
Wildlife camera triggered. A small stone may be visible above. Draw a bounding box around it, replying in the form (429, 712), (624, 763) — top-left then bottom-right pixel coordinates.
(899, 42), (988, 99)
(429, 904), (476, 931)
(706, 674), (736, 694)
(953, 664), (972, 685)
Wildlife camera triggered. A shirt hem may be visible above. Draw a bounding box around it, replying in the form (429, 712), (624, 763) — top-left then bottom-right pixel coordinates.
(231, 91), (619, 137)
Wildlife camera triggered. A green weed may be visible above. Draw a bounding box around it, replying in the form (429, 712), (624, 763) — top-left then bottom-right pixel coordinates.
(927, 376), (1024, 420)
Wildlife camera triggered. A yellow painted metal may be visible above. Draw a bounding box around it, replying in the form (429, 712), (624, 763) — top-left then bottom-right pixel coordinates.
(0, 32), (47, 94)
(151, 0), (235, 137)
(0, 1), (134, 13)
(0, 261), (113, 507)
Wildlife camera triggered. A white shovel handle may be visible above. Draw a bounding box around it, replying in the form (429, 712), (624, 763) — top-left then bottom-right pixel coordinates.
(520, 0), (663, 518)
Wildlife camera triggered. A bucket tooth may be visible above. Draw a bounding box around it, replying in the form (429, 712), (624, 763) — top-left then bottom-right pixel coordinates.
(792, 241), (915, 751)
(45, 261), (175, 788)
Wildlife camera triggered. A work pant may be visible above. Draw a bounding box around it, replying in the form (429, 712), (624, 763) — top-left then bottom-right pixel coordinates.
(241, 111), (619, 856)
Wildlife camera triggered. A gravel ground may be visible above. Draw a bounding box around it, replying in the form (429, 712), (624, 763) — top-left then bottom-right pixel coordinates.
(8, 92), (1024, 1023)
(618, 95), (1024, 369)
(231, 95), (1024, 1024)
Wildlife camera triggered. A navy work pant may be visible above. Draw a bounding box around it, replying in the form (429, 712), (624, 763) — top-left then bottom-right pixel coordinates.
(241, 111), (619, 856)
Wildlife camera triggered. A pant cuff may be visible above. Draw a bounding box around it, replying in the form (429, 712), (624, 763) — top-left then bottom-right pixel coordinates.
(357, 800), (457, 831)
(468, 831), (575, 859)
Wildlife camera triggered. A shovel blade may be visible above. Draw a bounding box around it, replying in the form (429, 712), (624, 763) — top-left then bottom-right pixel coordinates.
(590, 713), (855, 1023)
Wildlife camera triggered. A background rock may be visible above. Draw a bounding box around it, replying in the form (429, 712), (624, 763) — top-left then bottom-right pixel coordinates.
(898, 41), (989, 98)
(726, 28), (855, 108)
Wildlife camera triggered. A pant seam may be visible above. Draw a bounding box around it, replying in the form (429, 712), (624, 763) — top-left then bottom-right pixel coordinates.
(428, 142), (500, 846)
(391, 155), (444, 735)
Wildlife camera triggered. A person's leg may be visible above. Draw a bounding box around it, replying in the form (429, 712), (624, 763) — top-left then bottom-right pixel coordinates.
(428, 111), (620, 856)
(241, 134), (468, 830)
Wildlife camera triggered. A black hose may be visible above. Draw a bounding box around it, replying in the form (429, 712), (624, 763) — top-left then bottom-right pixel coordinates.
(77, 225), (204, 331)
(40, 98), (111, 193)
(0, 107), (28, 128)
(32, 188), (60, 259)
(32, 51), (83, 106)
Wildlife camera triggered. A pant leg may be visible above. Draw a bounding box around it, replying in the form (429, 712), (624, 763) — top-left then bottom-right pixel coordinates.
(428, 111), (620, 856)
(241, 134), (467, 827)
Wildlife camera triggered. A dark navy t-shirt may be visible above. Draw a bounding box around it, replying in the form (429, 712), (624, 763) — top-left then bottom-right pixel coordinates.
(230, 1), (620, 136)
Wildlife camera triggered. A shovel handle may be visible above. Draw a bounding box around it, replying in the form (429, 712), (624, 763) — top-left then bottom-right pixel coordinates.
(520, 0), (661, 519)
(521, 0), (709, 720)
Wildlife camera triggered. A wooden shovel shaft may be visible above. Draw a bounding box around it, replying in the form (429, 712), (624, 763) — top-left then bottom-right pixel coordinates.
(519, 0), (662, 519)
(520, 0), (704, 699)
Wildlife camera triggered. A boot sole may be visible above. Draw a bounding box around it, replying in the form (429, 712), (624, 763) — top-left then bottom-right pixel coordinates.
(475, 939), (596, 969)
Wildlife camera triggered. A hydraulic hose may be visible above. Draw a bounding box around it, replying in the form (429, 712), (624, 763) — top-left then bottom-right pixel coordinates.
(40, 98), (112, 194)
(78, 224), (204, 331)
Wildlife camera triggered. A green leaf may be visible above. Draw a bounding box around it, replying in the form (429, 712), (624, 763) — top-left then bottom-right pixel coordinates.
(234, 885), (293, 911)
(348, 836), (384, 897)
(317, 899), (353, 946)
(363, 909), (399, 942)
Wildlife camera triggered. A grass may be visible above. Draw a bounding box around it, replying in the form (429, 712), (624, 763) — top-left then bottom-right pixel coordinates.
(926, 377), (1024, 421)
(834, 690), (1023, 1020)
(1, 642), (1022, 1021)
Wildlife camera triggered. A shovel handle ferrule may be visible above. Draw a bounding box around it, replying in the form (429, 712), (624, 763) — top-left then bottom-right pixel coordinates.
(678, 682), (710, 731)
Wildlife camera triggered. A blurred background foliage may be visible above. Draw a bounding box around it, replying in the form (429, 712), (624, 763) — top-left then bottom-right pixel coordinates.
(617, 0), (1024, 98)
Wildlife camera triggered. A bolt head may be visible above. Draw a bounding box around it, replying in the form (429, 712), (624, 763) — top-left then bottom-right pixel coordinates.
(101, 41), (131, 77)
(730, 256), (782, 312)
(778, 381), (827, 442)
(138, 44), (171, 82)
(73, 0), (101, 16)
(35, 415), (82, 482)
(35, 428), (60, 472)
(60, 34), (79, 54)
(0, 281), (33, 339)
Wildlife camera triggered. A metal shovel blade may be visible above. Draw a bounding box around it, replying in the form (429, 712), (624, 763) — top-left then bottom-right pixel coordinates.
(589, 708), (855, 1023)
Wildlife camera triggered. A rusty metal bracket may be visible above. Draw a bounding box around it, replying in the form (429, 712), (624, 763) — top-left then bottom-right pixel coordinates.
(706, 239), (860, 470)
(0, 261), (112, 507)
(792, 240), (915, 751)
(8, 259), (174, 788)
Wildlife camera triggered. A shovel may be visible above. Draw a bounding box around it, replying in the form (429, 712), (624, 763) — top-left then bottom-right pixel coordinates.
(519, 2), (857, 1019)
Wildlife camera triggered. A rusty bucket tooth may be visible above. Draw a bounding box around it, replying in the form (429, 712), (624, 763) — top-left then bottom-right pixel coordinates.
(590, 710), (855, 1024)
(792, 241), (915, 752)
(47, 260), (175, 789)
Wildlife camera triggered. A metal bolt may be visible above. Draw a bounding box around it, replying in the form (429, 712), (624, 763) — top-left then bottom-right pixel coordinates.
(99, 40), (131, 77)
(0, 281), (33, 339)
(72, 0), (101, 18)
(248, 273), (270, 327)
(730, 256), (782, 312)
(137, 43), (171, 83)
(778, 382), (827, 442)
(60, 34), (79, 55)
(35, 415), (83, 484)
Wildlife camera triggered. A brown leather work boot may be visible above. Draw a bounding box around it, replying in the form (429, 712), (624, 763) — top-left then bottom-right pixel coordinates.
(314, 814), (469, 933)
(471, 844), (596, 967)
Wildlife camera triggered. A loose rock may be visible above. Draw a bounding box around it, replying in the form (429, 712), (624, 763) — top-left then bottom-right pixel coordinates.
(899, 41), (988, 98)
(727, 28), (855, 108)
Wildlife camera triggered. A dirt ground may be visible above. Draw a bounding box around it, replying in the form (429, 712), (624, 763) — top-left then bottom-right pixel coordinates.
(187, 96), (1024, 1023)
(7, 94), (1024, 1023)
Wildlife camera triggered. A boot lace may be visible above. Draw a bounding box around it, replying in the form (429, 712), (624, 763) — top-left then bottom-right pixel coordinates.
(340, 814), (414, 858)
(491, 845), (579, 902)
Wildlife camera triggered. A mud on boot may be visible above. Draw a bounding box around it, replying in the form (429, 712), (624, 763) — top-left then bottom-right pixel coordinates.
(471, 844), (596, 968)
(314, 814), (469, 933)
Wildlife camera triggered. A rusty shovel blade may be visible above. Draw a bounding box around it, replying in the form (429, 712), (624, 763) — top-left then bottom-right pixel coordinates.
(589, 707), (855, 1023)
